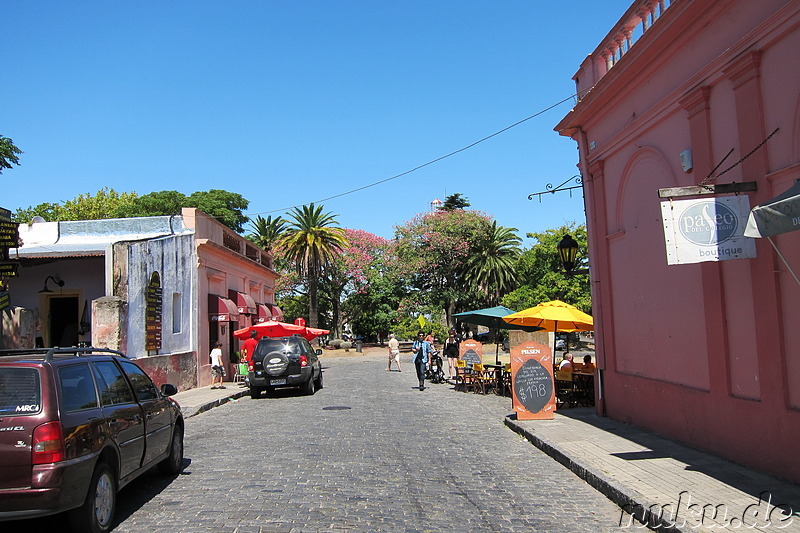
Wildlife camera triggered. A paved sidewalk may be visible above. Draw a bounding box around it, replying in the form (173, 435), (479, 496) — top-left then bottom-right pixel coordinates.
(171, 363), (800, 533)
(505, 409), (800, 532)
(172, 382), (249, 418)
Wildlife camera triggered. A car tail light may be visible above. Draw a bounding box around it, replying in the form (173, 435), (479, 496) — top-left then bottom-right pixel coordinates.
(32, 421), (65, 465)
(300, 355), (308, 368)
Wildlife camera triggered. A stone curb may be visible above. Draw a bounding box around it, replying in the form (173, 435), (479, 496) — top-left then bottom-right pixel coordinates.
(180, 389), (249, 419)
(505, 416), (687, 533)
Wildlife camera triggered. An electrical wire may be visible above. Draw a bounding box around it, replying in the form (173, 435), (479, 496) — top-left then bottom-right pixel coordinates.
(246, 93), (579, 217)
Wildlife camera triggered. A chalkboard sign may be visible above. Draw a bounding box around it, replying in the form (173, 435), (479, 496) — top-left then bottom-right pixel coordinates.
(511, 340), (555, 420)
(459, 339), (482, 366)
(514, 359), (553, 414)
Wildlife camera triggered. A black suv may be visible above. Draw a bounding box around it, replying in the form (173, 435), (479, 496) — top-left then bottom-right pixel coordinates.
(0, 347), (184, 533)
(248, 336), (323, 397)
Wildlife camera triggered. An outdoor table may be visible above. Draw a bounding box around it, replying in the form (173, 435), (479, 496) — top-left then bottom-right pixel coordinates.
(483, 364), (506, 395)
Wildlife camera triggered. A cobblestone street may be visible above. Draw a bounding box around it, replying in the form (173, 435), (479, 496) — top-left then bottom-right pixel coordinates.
(116, 353), (627, 532)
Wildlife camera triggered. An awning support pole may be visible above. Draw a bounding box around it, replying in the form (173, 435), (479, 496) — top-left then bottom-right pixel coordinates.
(768, 236), (800, 288)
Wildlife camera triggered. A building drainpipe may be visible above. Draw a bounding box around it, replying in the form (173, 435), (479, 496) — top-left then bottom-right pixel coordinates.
(576, 126), (606, 418)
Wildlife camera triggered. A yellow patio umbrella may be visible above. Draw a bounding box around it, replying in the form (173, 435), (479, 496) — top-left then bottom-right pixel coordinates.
(502, 300), (593, 353)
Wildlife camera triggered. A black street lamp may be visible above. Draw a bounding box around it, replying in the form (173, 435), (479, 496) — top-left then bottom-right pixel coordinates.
(557, 235), (589, 276)
(557, 234), (580, 273)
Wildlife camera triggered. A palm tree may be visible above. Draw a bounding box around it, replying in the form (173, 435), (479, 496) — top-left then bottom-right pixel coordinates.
(465, 221), (521, 305)
(248, 215), (287, 252)
(278, 204), (347, 327)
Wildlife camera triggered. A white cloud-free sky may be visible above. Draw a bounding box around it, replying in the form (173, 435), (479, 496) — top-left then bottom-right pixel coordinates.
(3, 1), (631, 240)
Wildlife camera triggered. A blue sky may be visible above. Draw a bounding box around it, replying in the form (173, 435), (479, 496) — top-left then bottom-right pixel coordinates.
(3, 1), (631, 241)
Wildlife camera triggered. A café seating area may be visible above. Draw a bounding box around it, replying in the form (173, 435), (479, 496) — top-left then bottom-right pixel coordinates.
(553, 364), (595, 408)
(453, 361), (514, 397)
(452, 358), (596, 409)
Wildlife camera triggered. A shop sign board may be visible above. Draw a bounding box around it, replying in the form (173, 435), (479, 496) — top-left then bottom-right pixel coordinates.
(510, 340), (555, 420)
(660, 196), (756, 265)
(145, 272), (162, 351)
(458, 339), (483, 366)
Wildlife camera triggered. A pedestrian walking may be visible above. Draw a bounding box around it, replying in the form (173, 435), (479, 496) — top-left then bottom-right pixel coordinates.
(387, 333), (401, 372)
(210, 341), (226, 389)
(412, 332), (431, 390)
(443, 329), (460, 378)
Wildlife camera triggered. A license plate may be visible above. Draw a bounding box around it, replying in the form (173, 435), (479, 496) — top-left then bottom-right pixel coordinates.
(270, 379), (287, 386)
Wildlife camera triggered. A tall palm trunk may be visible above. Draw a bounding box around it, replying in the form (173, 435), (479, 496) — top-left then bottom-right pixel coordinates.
(308, 276), (319, 328)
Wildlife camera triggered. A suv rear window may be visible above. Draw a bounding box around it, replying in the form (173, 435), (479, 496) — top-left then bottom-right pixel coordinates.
(255, 337), (310, 356)
(0, 367), (41, 415)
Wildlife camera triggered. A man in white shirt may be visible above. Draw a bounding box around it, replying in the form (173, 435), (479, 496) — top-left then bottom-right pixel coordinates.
(559, 352), (574, 371)
(210, 341), (225, 389)
(387, 333), (401, 372)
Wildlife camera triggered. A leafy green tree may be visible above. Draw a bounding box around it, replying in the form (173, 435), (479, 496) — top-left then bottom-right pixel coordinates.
(0, 135), (22, 173)
(13, 188), (250, 234)
(440, 193), (470, 211)
(14, 188), (138, 222)
(12, 203), (62, 223)
(501, 223), (591, 313)
(186, 190), (249, 232)
(464, 221), (521, 305)
(247, 215), (287, 252)
(117, 190), (187, 218)
(278, 203), (347, 328)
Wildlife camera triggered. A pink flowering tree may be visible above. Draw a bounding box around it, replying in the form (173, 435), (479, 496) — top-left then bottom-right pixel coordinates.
(322, 229), (394, 338)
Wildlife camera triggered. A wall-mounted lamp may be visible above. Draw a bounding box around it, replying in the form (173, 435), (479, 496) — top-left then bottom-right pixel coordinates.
(557, 235), (590, 276)
(557, 235), (580, 273)
(39, 275), (65, 293)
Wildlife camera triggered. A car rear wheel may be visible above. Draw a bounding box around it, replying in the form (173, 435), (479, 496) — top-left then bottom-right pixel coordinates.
(158, 424), (184, 475)
(304, 375), (316, 395)
(69, 462), (116, 533)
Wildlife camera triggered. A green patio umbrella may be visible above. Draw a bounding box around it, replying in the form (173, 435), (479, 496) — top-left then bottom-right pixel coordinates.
(453, 305), (543, 364)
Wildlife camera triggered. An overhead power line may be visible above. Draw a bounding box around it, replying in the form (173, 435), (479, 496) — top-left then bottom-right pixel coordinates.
(246, 93), (579, 217)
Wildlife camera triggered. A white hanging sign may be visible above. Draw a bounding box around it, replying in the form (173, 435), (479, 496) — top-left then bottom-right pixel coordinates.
(660, 196), (756, 265)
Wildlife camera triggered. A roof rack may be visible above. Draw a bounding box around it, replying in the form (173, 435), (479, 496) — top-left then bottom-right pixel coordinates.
(0, 347), (127, 362)
(44, 347), (128, 362)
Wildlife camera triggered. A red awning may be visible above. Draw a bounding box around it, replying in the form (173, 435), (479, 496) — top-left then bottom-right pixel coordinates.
(228, 290), (257, 315)
(267, 303), (284, 321)
(209, 294), (240, 322)
(255, 304), (272, 323)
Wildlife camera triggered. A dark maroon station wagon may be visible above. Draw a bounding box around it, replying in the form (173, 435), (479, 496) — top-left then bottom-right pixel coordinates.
(0, 347), (184, 533)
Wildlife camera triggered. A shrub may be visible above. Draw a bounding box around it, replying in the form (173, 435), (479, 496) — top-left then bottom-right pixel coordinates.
(341, 341), (352, 351)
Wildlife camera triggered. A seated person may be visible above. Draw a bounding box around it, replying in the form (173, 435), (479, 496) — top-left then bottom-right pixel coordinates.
(558, 352), (574, 371)
(582, 354), (596, 373)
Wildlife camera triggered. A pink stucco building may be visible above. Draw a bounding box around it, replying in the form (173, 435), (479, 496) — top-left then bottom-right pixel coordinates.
(556, 0), (800, 482)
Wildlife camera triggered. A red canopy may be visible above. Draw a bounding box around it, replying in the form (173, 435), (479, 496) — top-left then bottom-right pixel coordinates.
(233, 320), (329, 341)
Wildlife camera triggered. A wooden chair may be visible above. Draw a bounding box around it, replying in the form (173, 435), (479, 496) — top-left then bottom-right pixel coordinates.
(472, 363), (495, 395)
(454, 359), (472, 392)
(501, 363), (512, 396)
(554, 370), (574, 409)
(573, 372), (595, 407)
